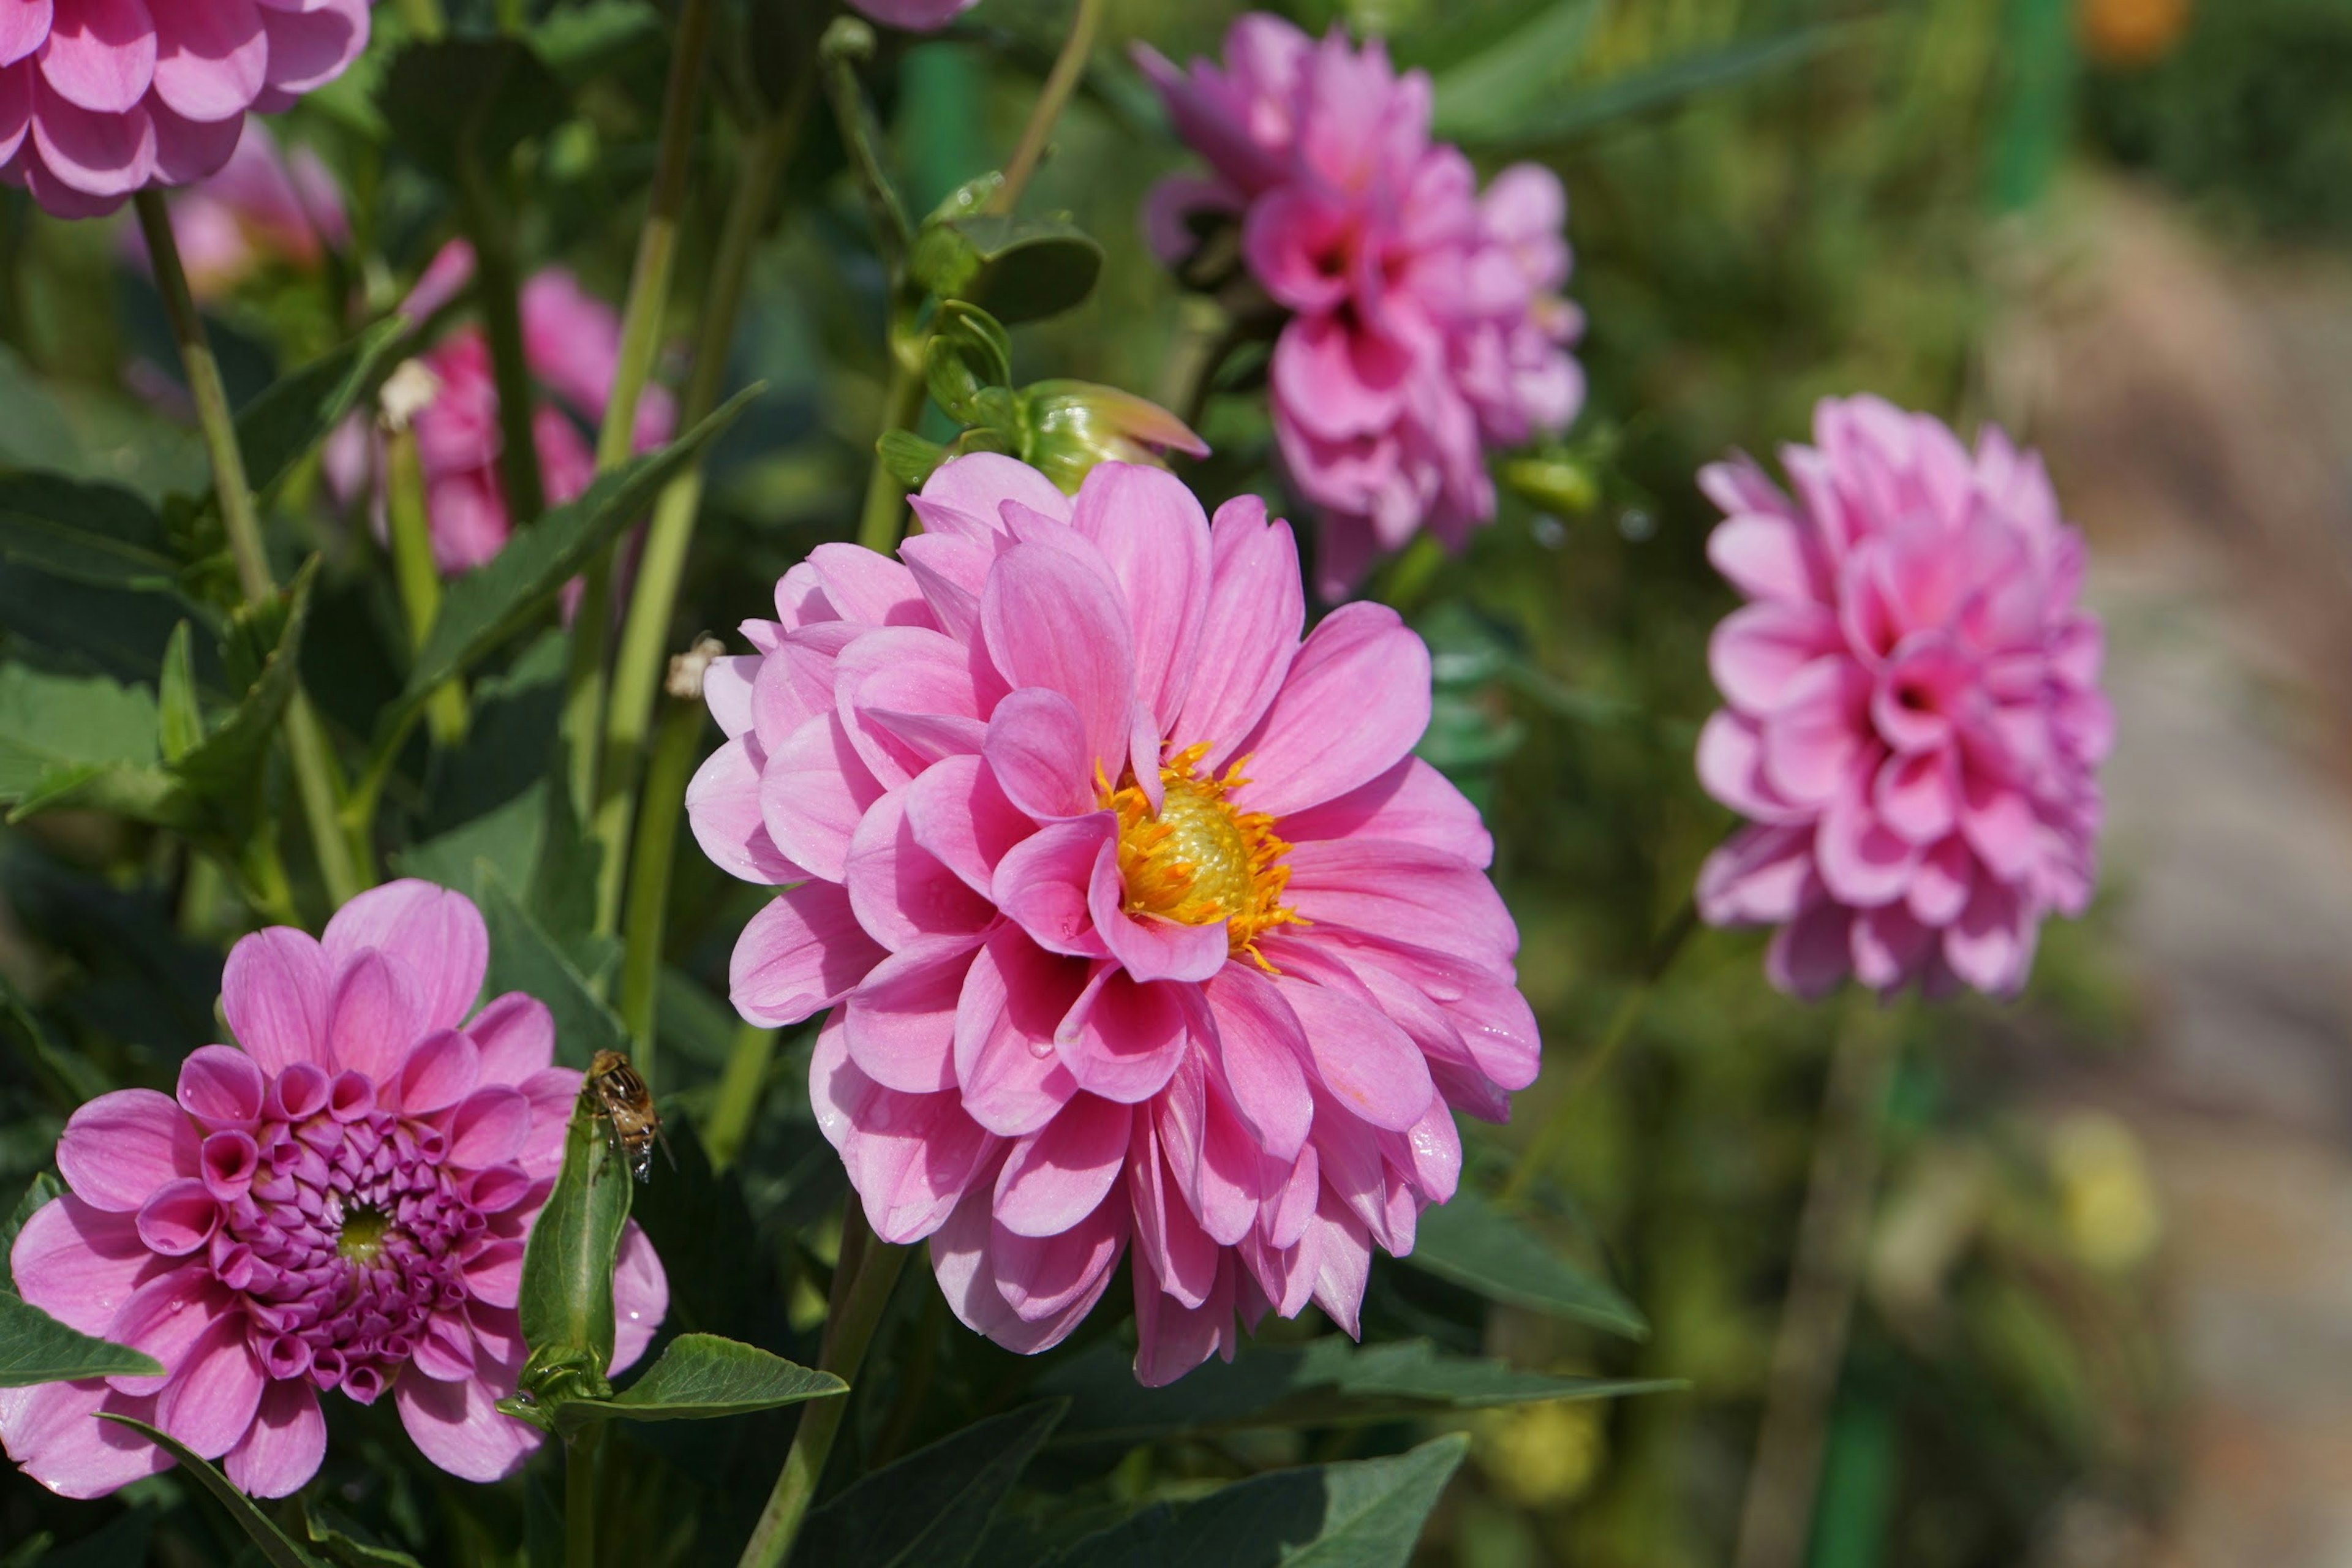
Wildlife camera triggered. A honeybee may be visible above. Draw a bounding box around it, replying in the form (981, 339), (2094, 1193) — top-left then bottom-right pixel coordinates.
(586, 1050), (668, 1183)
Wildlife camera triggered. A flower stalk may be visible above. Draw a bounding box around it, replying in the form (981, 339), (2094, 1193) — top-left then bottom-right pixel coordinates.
(616, 647), (719, 1091)
(132, 189), (368, 911)
(990, 0), (1107, 214)
(567, 1425), (603, 1568)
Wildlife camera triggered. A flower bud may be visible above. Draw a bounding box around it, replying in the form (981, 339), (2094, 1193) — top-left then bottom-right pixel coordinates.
(1016, 380), (1208, 494)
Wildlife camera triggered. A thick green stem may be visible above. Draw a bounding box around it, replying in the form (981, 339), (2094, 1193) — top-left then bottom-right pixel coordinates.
(989, 0), (1107, 214)
(567, 1424), (603, 1568)
(617, 689), (707, 1092)
(704, 1021), (779, 1173)
(594, 92), (809, 933)
(737, 1208), (908, 1568)
(134, 189), (366, 911)
(855, 354), (927, 554)
(385, 421), (469, 746)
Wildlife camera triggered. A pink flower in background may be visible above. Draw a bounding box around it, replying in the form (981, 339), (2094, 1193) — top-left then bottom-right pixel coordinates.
(327, 243), (676, 576)
(846, 0), (981, 30)
(685, 454), (1538, 1385)
(1694, 397), (2111, 999)
(1137, 15), (1583, 596)
(0, 881), (668, 1498)
(124, 120), (348, 300)
(0, 0), (374, 219)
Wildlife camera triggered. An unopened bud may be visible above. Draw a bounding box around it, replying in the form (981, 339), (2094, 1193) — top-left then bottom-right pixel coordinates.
(379, 360), (443, 435)
(666, 636), (726, 701)
(1019, 380), (1208, 495)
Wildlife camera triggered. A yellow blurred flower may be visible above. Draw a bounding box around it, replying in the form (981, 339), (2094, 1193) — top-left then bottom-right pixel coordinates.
(2049, 1112), (2163, 1272)
(1474, 1401), (1605, 1509)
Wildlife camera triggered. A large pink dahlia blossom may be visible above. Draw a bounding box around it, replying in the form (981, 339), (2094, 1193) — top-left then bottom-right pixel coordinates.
(1694, 397), (2111, 999)
(684, 454), (1539, 1386)
(1, 881), (668, 1498)
(0, 0), (373, 218)
(1137, 15), (1583, 596)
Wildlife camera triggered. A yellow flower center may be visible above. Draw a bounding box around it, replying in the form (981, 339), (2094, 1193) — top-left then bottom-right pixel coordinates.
(1102, 743), (1305, 973)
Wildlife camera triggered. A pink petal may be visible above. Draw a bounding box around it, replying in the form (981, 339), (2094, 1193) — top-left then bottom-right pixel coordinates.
(992, 813), (1115, 959)
(447, 1087), (531, 1169)
(1696, 708), (1806, 826)
(221, 1378), (324, 1498)
(811, 1012), (997, 1244)
(759, 712), (884, 884)
(835, 625), (987, 789)
(1232, 602), (1430, 817)
(38, 0), (154, 115)
(1277, 975), (1434, 1133)
(916, 453), (1072, 536)
(1054, 967), (1191, 1104)
(1760, 658), (1871, 807)
(929, 1174), (1112, 1354)
(845, 790), (996, 950)
(154, 1314), (263, 1460)
(1875, 747), (1958, 845)
(1815, 791), (1919, 908)
(465, 993), (555, 1085)
(409, 1311), (475, 1382)
(1133, 1249), (1239, 1387)
(221, 926), (330, 1074)
(1088, 843), (1229, 984)
(322, 878), (488, 1034)
(134, 1179), (217, 1256)
(0, 1381), (170, 1500)
(1708, 511), (1825, 605)
(58, 1089), (198, 1212)
(1276, 756), (1491, 867)
(397, 1029), (481, 1116)
(104, 1268), (228, 1395)
(992, 1094), (1131, 1237)
(148, 0), (265, 121)
(731, 881), (889, 1028)
(462, 1239), (522, 1308)
(394, 1370), (542, 1483)
(610, 1221), (666, 1375)
(952, 931), (1084, 1137)
(1129, 1109), (1222, 1305)
(1853, 903), (1934, 992)
(1199, 965), (1313, 1161)
(980, 542), (1137, 789)
(1068, 462), (1212, 731)
(0, 3), (51, 69)
(11, 1195), (153, 1335)
(1959, 770), (2038, 883)
(687, 734), (806, 886)
(1281, 838), (1518, 967)
(904, 752), (1033, 899)
(1765, 897), (1853, 1000)
(1696, 824), (1814, 927)
(843, 939), (976, 1095)
(982, 687), (1095, 821)
(325, 950), (428, 1082)
(1944, 873), (2034, 996)
(990, 1197), (1128, 1322)
(1176, 496), (1304, 770)
(252, 0), (368, 98)
(1710, 601), (1843, 714)
(175, 1044), (263, 1126)
(1908, 835), (1975, 927)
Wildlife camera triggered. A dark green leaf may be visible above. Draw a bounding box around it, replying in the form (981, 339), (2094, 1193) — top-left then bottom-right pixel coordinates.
(0, 1293), (163, 1387)
(398, 388), (759, 715)
(0, 474), (177, 592)
(233, 321), (408, 503)
(0, 981), (109, 1114)
(301, 1499), (426, 1568)
(0, 565), (205, 685)
(1046, 1433), (1469, 1568)
(1041, 1336), (1670, 1447)
(33, 1507), (146, 1567)
(1428, 0), (1601, 143)
(172, 557), (316, 804)
(379, 37), (572, 183)
(4, 761), (195, 832)
(96, 1414), (325, 1567)
(911, 216), (1103, 324)
(549, 1333), (842, 1434)
(1461, 25), (1842, 151)
(0, 663), (160, 801)
(531, 0), (664, 86)
(1404, 1188), (1646, 1337)
(1, 1172), (62, 1293)
(877, 431), (947, 491)
(514, 1068), (628, 1403)
(480, 869), (625, 1070)
(794, 1401), (1064, 1568)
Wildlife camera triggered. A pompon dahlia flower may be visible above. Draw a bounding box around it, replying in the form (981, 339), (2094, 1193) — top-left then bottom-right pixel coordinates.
(1, 881), (668, 1498)
(1694, 396), (2111, 999)
(0, 0), (373, 218)
(685, 454), (1539, 1385)
(1136, 15), (1583, 597)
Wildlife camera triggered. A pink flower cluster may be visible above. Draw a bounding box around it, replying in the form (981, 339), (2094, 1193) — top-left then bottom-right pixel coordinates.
(1695, 397), (2111, 998)
(1138, 15), (1583, 595)
(685, 454), (1539, 1385)
(1, 882), (666, 1498)
(1, 0), (372, 218)
(328, 243), (677, 576)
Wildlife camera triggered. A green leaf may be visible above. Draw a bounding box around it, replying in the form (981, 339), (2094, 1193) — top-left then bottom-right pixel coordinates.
(0, 473), (178, 592)
(96, 1414), (325, 1567)
(877, 431), (947, 491)
(795, 1402), (1064, 1568)
(546, 1333), (842, 1434)
(0, 344), (84, 474)
(379, 37), (572, 183)
(398, 387), (759, 716)
(0, 663), (160, 802)
(924, 300), (1013, 422)
(530, 0), (664, 86)
(1046, 1433), (1469, 1568)
(1403, 1188), (1646, 1338)
(0, 980), (109, 1114)
(480, 869), (625, 1070)
(1, 1172), (62, 1293)
(4, 761), (196, 832)
(233, 320), (409, 504)
(157, 621), (203, 762)
(514, 1068), (629, 1405)
(0, 1292), (163, 1387)
(1040, 1337), (1670, 1448)
(911, 216), (1104, 325)
(1428, 0), (1601, 143)
(172, 558), (317, 805)
(1460, 25), (1842, 151)
(300, 1499), (426, 1568)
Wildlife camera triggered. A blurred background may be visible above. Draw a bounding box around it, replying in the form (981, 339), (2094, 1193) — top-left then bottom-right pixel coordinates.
(5, 0), (2352, 1563)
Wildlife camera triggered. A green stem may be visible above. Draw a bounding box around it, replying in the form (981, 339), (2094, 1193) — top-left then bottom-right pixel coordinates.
(617, 692), (707, 1091)
(393, 0), (443, 41)
(855, 353), (927, 554)
(385, 423), (469, 746)
(737, 1207), (908, 1568)
(1499, 900), (1697, 1207)
(704, 1021), (779, 1172)
(989, 0), (1107, 214)
(134, 189), (366, 911)
(594, 89), (810, 935)
(567, 1425), (602, 1568)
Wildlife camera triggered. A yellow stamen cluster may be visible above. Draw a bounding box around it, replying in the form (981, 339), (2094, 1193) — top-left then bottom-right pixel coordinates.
(1102, 742), (1305, 972)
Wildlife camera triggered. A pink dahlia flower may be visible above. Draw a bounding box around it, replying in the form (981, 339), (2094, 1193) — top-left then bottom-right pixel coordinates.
(1, 881), (668, 1498)
(119, 119), (348, 300)
(1137, 15), (1583, 597)
(846, 0), (979, 29)
(0, 0), (373, 219)
(326, 242), (677, 576)
(1694, 396), (2111, 999)
(684, 454), (1539, 1386)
